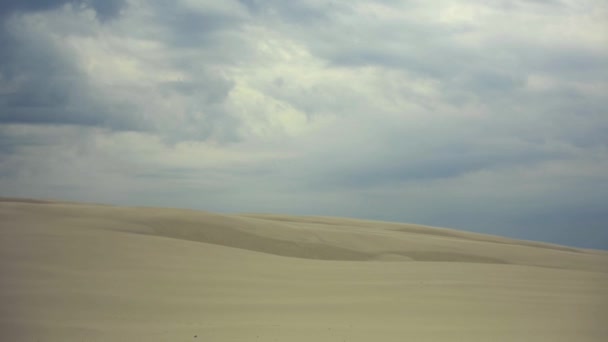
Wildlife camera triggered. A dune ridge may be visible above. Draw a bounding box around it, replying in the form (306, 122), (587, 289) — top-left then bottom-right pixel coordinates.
(1, 198), (606, 270)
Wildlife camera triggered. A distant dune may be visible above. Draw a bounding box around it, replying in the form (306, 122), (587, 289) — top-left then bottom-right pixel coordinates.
(1, 198), (607, 341)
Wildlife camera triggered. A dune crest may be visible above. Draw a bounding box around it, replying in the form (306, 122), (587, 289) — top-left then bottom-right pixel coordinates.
(0, 199), (605, 270)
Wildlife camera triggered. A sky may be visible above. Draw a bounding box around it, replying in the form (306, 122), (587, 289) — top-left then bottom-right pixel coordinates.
(0, 0), (606, 249)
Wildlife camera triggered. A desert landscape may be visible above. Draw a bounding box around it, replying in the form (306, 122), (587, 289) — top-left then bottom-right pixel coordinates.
(2, 0), (607, 340)
(1, 198), (607, 341)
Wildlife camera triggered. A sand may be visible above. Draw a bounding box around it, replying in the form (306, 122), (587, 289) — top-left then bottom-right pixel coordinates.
(1, 198), (607, 341)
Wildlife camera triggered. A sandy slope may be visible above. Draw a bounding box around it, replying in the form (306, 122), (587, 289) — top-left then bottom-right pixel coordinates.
(1, 199), (607, 341)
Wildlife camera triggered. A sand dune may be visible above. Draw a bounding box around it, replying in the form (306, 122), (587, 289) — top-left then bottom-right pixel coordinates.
(1, 198), (607, 341)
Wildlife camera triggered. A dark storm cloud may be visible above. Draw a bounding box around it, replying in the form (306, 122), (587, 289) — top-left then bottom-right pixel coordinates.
(0, 0), (126, 21)
(0, 0), (239, 136)
(0, 20), (144, 131)
(0, 0), (132, 130)
(0, 0), (77, 16)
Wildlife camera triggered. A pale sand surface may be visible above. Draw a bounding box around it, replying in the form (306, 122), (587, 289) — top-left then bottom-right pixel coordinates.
(1, 199), (607, 341)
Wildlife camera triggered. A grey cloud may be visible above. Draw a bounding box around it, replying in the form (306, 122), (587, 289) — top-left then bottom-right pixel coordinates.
(509, 86), (608, 149)
(326, 148), (557, 189)
(160, 77), (234, 104)
(237, 0), (338, 23)
(236, 0), (258, 13)
(0, 21), (144, 131)
(481, 37), (608, 81)
(155, 72), (240, 143)
(0, 126), (49, 156)
(162, 11), (242, 47)
(286, 118), (576, 190)
(0, 0), (126, 21)
(0, 0), (132, 131)
(521, 0), (563, 5)
(0, 0), (245, 138)
(147, 1), (250, 51)
(270, 0), (606, 113)
(87, 0), (126, 21)
(535, 49), (608, 80)
(0, 0), (77, 16)
(453, 70), (525, 94)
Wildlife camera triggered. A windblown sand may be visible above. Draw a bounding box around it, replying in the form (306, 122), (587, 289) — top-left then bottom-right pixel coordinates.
(1, 199), (607, 341)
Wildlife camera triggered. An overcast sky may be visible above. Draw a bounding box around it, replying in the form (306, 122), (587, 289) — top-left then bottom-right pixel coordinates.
(0, 0), (606, 249)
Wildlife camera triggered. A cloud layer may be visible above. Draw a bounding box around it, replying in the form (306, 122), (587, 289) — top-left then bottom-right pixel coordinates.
(1, 0), (607, 248)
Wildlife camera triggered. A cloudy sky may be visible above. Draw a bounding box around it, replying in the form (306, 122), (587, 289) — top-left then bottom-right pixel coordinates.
(0, 0), (607, 249)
